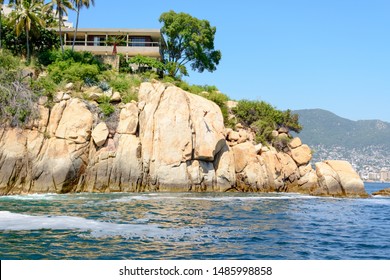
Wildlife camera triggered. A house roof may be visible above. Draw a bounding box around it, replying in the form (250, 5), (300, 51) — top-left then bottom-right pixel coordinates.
(59, 28), (162, 39)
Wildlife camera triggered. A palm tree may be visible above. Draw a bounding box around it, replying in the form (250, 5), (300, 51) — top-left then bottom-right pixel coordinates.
(8, 0), (45, 63)
(46, 0), (73, 54)
(71, 0), (94, 51)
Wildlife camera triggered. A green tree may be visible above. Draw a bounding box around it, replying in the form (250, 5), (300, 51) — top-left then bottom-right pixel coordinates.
(159, 10), (222, 78)
(8, 0), (45, 63)
(71, 0), (94, 52)
(128, 54), (165, 73)
(0, 0), (4, 50)
(0, 50), (39, 127)
(2, 23), (59, 57)
(0, 0), (4, 49)
(233, 100), (302, 145)
(107, 35), (124, 55)
(46, 0), (73, 54)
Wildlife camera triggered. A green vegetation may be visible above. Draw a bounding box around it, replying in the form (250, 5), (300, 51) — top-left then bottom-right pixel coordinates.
(0, 50), (39, 126)
(0, 0), (5, 50)
(128, 55), (165, 74)
(48, 60), (100, 84)
(233, 100), (302, 144)
(97, 95), (115, 116)
(159, 10), (222, 78)
(7, 0), (45, 63)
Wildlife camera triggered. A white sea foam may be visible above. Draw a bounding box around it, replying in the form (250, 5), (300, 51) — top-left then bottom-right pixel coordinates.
(0, 211), (200, 240)
(181, 195), (316, 202)
(108, 193), (316, 203)
(109, 195), (179, 203)
(363, 198), (390, 205)
(0, 194), (59, 201)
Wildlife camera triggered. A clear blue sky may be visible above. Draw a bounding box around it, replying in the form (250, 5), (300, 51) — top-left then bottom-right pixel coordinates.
(37, 1), (390, 121)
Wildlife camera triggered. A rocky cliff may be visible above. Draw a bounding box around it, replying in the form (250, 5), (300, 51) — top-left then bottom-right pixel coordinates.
(0, 81), (368, 197)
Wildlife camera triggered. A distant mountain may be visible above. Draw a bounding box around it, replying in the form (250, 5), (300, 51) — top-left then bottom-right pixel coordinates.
(293, 109), (390, 149)
(293, 109), (390, 174)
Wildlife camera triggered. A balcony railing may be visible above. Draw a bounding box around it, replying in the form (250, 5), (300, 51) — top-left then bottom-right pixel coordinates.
(65, 40), (160, 47)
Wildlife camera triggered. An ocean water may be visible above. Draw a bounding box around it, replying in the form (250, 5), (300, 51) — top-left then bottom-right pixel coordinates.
(0, 183), (389, 260)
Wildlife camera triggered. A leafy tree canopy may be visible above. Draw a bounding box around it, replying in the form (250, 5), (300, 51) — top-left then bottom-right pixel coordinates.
(128, 54), (165, 73)
(233, 100), (302, 145)
(159, 10), (222, 78)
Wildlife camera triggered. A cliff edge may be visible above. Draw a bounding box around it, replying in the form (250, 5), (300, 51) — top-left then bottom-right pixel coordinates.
(0, 81), (367, 197)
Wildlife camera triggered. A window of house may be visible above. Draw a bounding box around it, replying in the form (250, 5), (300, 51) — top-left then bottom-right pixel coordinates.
(131, 37), (146, 47)
(93, 37), (101, 46)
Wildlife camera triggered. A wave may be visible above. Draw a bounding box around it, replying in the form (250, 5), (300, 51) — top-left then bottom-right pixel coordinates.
(181, 195), (316, 202)
(109, 194), (317, 203)
(0, 211), (204, 240)
(0, 194), (60, 201)
(109, 195), (179, 203)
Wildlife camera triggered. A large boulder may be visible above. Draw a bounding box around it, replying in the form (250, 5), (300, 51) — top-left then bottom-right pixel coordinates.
(278, 152), (299, 182)
(233, 142), (269, 192)
(117, 103), (139, 134)
(325, 160), (367, 197)
(289, 137), (302, 149)
(315, 160), (367, 197)
(92, 122), (109, 147)
(0, 129), (30, 194)
(291, 144), (312, 166)
(55, 99), (93, 144)
(138, 81), (226, 190)
(214, 143), (236, 191)
(315, 162), (343, 196)
(372, 188), (390, 196)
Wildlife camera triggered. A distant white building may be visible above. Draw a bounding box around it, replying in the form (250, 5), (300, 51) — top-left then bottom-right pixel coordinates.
(368, 172), (380, 181)
(1, 5), (13, 16)
(380, 170), (389, 182)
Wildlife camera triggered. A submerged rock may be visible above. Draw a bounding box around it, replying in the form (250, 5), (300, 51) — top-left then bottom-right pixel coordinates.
(372, 188), (390, 196)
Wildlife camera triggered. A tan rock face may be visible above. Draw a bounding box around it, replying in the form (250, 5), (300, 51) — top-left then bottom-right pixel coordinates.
(0, 129), (29, 194)
(291, 144), (312, 166)
(214, 144), (236, 191)
(232, 142), (269, 192)
(232, 142), (255, 173)
(0, 81), (365, 198)
(228, 131), (240, 141)
(110, 92), (121, 102)
(315, 160), (367, 197)
(0, 98), (92, 195)
(297, 170), (318, 193)
(117, 103), (139, 134)
(315, 162), (343, 195)
(92, 122), (109, 147)
(325, 160), (367, 197)
(289, 137), (302, 149)
(47, 101), (67, 137)
(138, 82), (225, 190)
(186, 92), (226, 161)
(299, 163), (313, 177)
(55, 99), (93, 144)
(32, 138), (89, 193)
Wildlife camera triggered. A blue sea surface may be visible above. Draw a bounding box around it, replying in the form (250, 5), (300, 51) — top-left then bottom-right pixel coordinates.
(0, 182), (389, 260)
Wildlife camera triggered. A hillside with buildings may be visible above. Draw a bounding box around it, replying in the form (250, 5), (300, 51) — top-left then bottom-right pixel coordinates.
(294, 109), (390, 181)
